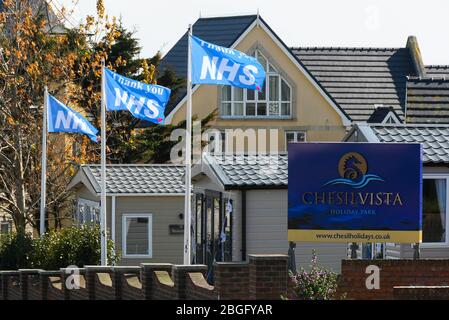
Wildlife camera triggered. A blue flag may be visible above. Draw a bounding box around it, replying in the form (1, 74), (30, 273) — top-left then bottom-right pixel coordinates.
(104, 68), (171, 124)
(47, 95), (99, 142)
(190, 35), (266, 90)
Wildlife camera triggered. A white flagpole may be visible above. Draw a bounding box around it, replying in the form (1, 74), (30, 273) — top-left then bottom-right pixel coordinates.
(40, 86), (48, 236)
(100, 59), (107, 266)
(183, 24), (193, 265)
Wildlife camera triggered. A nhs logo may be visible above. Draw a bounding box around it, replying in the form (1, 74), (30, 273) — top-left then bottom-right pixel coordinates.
(47, 94), (98, 142)
(104, 68), (170, 125)
(191, 35), (266, 91)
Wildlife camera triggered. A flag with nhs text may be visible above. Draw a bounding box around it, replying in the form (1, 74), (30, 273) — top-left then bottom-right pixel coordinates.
(190, 36), (266, 90)
(47, 95), (99, 142)
(104, 68), (171, 124)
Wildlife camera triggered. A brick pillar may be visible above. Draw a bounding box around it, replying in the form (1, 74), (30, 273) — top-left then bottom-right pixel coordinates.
(38, 271), (60, 300)
(85, 266), (113, 300)
(19, 269), (41, 300)
(112, 266), (141, 300)
(0, 271), (9, 300)
(248, 254), (288, 300)
(60, 267), (86, 300)
(140, 263), (173, 300)
(172, 265), (208, 300)
(214, 262), (250, 300)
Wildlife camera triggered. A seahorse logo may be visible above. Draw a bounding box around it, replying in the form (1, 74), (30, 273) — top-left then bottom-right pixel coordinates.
(323, 152), (383, 189)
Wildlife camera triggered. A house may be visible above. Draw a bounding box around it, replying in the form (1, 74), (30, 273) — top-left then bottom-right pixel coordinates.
(67, 164), (186, 265)
(190, 153), (348, 272)
(150, 14), (449, 270)
(344, 123), (449, 258)
(158, 14), (448, 150)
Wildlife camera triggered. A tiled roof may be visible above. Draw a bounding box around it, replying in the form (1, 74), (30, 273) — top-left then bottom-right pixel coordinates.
(425, 65), (449, 78)
(204, 153), (288, 189)
(81, 165), (185, 194)
(291, 47), (416, 122)
(159, 15), (257, 116)
(406, 78), (449, 124)
(368, 124), (449, 163)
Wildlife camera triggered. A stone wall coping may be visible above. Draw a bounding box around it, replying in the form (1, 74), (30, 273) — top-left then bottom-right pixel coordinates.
(18, 269), (44, 274)
(140, 263), (173, 269)
(112, 266), (141, 273)
(214, 261), (249, 267)
(248, 254), (288, 260)
(0, 270), (21, 275)
(84, 266), (113, 272)
(38, 270), (61, 276)
(172, 264), (208, 271)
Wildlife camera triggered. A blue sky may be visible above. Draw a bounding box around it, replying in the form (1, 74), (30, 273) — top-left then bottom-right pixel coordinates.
(57, 0), (449, 65)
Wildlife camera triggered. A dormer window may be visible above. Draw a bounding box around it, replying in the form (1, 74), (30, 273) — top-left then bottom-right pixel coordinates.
(221, 50), (292, 118)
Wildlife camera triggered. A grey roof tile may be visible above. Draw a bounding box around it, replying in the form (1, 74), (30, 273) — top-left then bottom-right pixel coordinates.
(369, 125), (449, 163)
(82, 165), (185, 194)
(205, 153), (288, 188)
(291, 47), (416, 122)
(406, 78), (449, 124)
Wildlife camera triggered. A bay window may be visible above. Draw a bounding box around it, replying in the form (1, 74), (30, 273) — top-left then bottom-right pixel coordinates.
(221, 50), (292, 118)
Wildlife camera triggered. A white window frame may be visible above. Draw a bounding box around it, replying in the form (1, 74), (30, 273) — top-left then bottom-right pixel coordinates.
(285, 130), (306, 149)
(76, 198), (100, 225)
(220, 50), (293, 119)
(420, 174), (449, 248)
(122, 213), (153, 259)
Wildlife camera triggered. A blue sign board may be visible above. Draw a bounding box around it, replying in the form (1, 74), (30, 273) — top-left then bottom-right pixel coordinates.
(288, 142), (422, 243)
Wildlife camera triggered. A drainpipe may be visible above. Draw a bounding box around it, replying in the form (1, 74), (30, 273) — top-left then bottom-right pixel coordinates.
(241, 190), (247, 261)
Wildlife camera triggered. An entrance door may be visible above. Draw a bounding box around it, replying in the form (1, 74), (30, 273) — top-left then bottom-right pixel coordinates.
(193, 191), (233, 282)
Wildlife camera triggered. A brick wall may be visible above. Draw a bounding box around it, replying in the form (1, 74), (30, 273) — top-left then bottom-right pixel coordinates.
(114, 267), (144, 300)
(214, 261), (249, 299)
(0, 254), (288, 300)
(393, 286), (449, 300)
(339, 259), (449, 300)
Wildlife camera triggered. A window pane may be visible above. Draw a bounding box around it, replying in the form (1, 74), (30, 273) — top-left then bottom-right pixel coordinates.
(258, 81), (266, 100)
(222, 103), (231, 116)
(246, 103), (255, 116)
(234, 103), (244, 116)
(281, 79), (291, 101)
(269, 102), (279, 116)
(221, 86), (231, 101)
(257, 52), (267, 70)
(247, 89), (255, 101)
(269, 63), (277, 73)
(281, 102), (291, 116)
(269, 76), (279, 101)
(126, 217), (149, 255)
(257, 103), (267, 116)
(297, 132), (306, 142)
(286, 133), (295, 143)
(234, 87), (244, 101)
(423, 179), (446, 243)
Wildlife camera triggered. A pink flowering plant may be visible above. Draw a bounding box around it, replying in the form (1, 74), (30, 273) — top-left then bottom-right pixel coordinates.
(287, 250), (339, 300)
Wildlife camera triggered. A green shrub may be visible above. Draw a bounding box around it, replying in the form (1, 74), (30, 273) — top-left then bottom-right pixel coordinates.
(286, 250), (339, 300)
(0, 232), (34, 270)
(0, 224), (118, 270)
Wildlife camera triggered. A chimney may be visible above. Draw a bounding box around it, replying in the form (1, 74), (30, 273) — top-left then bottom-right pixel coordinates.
(406, 36), (426, 78)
